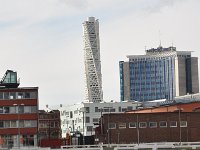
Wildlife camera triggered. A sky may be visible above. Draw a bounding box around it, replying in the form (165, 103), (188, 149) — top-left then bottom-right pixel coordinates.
(0, 0), (200, 109)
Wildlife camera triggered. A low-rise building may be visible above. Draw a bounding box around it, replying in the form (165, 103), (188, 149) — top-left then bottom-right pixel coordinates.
(96, 112), (200, 144)
(0, 70), (38, 148)
(59, 101), (141, 144)
(38, 110), (61, 141)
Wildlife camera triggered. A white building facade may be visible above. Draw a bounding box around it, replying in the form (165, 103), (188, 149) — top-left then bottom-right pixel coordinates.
(59, 101), (141, 138)
(83, 17), (103, 102)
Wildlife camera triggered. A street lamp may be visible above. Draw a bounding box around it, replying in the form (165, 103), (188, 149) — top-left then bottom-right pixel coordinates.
(13, 103), (24, 148)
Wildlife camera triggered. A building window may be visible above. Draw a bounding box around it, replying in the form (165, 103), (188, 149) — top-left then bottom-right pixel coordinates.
(87, 126), (93, 131)
(0, 107), (3, 113)
(118, 123), (126, 129)
(127, 106), (133, 111)
(159, 121), (167, 128)
(0, 92), (3, 99)
(10, 121), (17, 127)
(3, 107), (9, 113)
(180, 121), (187, 127)
(118, 107), (121, 112)
(4, 92), (9, 99)
(129, 122), (137, 128)
(9, 92), (16, 99)
(0, 121), (3, 128)
(95, 107), (99, 112)
(139, 122), (147, 128)
(109, 123), (116, 129)
(170, 121), (177, 127)
(122, 108), (127, 112)
(25, 92), (31, 98)
(85, 107), (90, 113)
(93, 118), (99, 123)
(17, 92), (24, 99)
(149, 122), (157, 128)
(110, 108), (115, 112)
(4, 121), (10, 128)
(86, 117), (90, 123)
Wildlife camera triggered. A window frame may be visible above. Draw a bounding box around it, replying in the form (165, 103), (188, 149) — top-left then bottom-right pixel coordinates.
(159, 121), (167, 128)
(180, 121), (187, 127)
(118, 123), (126, 129)
(170, 121), (177, 127)
(139, 122), (147, 128)
(129, 122), (137, 128)
(149, 122), (157, 128)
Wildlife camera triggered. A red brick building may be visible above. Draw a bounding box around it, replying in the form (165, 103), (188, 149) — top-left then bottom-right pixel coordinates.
(0, 70), (38, 148)
(96, 112), (200, 144)
(38, 110), (61, 142)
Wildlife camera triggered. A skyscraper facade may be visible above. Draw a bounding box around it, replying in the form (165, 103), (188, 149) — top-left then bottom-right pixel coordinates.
(83, 17), (103, 102)
(120, 46), (199, 102)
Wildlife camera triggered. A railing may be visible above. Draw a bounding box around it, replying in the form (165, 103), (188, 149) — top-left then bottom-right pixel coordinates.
(61, 142), (200, 150)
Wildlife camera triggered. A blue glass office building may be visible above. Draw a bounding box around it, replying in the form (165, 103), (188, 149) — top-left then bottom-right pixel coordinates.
(120, 46), (199, 102)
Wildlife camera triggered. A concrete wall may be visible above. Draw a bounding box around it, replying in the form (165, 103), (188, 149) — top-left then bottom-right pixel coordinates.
(178, 57), (186, 96)
(191, 57), (199, 94)
(122, 62), (130, 101)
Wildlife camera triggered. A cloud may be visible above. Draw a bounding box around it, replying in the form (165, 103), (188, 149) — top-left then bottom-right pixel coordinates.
(0, 0), (199, 109)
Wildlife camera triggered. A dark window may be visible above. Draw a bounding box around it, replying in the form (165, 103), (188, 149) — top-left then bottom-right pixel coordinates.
(4, 107), (9, 113)
(87, 126), (93, 131)
(159, 121), (167, 127)
(25, 92), (31, 98)
(95, 107), (99, 112)
(70, 111), (73, 118)
(86, 117), (90, 123)
(85, 107), (90, 113)
(0, 92), (3, 99)
(0, 121), (3, 128)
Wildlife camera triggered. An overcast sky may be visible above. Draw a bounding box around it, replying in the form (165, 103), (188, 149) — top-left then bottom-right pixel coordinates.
(0, 0), (200, 109)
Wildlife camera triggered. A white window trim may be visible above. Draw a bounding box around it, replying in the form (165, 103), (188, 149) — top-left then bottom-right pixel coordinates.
(180, 121), (187, 127)
(139, 122), (147, 128)
(129, 122), (137, 128)
(118, 123), (126, 129)
(149, 122), (157, 128)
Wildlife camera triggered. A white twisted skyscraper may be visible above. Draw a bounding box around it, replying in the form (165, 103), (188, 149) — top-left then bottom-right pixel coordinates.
(83, 17), (103, 102)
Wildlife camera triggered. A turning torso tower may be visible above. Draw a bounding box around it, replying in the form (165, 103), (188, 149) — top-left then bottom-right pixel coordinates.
(83, 17), (103, 102)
